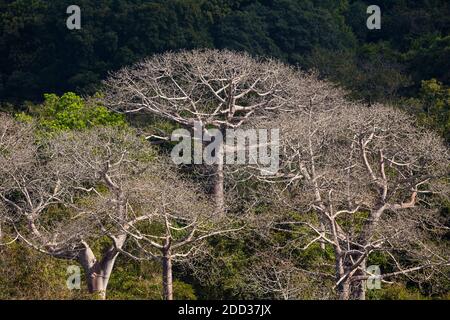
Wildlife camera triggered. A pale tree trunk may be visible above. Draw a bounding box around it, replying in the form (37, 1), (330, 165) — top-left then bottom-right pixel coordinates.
(336, 254), (367, 300)
(336, 274), (351, 299)
(351, 258), (367, 300)
(335, 248), (352, 300)
(162, 246), (173, 300)
(213, 158), (225, 215)
(202, 125), (225, 215)
(212, 128), (225, 215)
(78, 236), (125, 300)
(338, 280), (351, 300)
(319, 220), (326, 250)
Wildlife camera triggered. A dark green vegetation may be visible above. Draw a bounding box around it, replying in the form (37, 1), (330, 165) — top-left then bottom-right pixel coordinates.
(0, 1), (449, 300)
(1, 0), (449, 137)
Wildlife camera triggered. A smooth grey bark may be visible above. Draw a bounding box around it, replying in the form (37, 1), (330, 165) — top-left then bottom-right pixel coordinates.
(335, 252), (367, 300)
(78, 236), (126, 300)
(351, 259), (367, 300)
(162, 243), (173, 300)
(335, 250), (350, 300)
(338, 281), (351, 300)
(213, 159), (225, 216)
(211, 127), (225, 216)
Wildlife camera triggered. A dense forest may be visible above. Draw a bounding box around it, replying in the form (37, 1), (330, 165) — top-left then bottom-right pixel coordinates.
(0, 0), (449, 300)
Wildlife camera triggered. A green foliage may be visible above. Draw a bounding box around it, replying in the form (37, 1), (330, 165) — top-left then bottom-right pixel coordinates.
(192, 235), (256, 299)
(337, 210), (370, 234)
(35, 92), (125, 132)
(307, 43), (411, 103)
(4, 0), (448, 107)
(0, 240), (197, 300)
(367, 283), (429, 300)
(0, 242), (91, 300)
(15, 112), (33, 123)
(108, 259), (197, 300)
(0, 0), (449, 301)
(404, 35), (450, 85)
(407, 79), (450, 142)
(418, 79), (450, 141)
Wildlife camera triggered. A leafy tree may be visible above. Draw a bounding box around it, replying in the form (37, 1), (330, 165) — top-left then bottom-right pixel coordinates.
(409, 79), (450, 142)
(27, 92), (125, 132)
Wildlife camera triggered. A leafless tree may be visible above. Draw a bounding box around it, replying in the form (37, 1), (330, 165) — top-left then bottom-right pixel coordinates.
(1, 114), (243, 299)
(243, 248), (333, 300)
(52, 125), (244, 301)
(0, 114), (65, 250)
(111, 166), (243, 300)
(0, 114), (33, 244)
(48, 126), (160, 299)
(245, 88), (450, 299)
(0, 115), (91, 291)
(0, 119), (156, 299)
(102, 49), (299, 214)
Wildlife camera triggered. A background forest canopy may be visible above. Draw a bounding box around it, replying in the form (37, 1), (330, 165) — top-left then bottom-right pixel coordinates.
(0, 0), (449, 140)
(0, 0), (449, 301)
